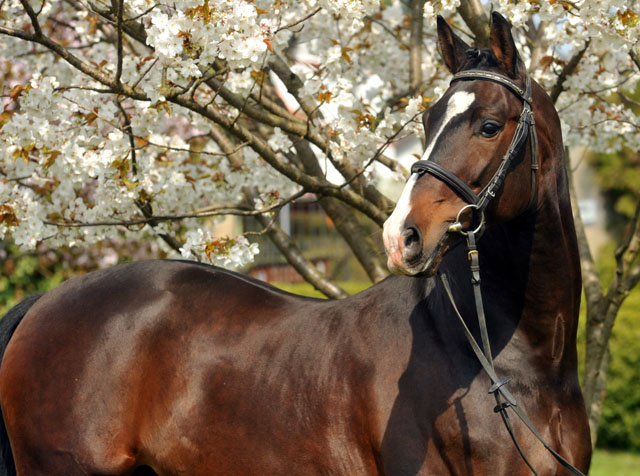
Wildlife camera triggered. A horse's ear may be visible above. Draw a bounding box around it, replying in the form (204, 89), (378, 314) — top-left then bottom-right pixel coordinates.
(489, 12), (525, 78)
(437, 16), (471, 74)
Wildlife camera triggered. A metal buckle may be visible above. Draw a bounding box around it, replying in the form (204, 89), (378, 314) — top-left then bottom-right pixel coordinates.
(447, 204), (485, 236)
(488, 375), (513, 394)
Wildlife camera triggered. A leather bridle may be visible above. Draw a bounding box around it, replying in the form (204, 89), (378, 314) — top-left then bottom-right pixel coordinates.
(413, 71), (586, 476)
(410, 69), (539, 220)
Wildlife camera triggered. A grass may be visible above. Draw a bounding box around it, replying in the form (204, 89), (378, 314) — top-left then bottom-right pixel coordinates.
(270, 280), (372, 298)
(590, 448), (640, 475)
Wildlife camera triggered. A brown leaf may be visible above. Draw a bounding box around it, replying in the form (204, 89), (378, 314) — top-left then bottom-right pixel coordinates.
(318, 91), (333, 103)
(9, 84), (24, 101)
(85, 112), (98, 126)
(43, 150), (61, 169)
(0, 204), (18, 227)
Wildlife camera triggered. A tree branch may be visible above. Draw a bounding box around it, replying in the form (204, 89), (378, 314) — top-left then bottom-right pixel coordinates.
(377, 0), (426, 113)
(255, 58), (394, 216)
(0, 24), (144, 99)
(43, 191), (308, 228)
(249, 84), (307, 126)
(292, 138), (388, 283)
(340, 112), (422, 191)
(365, 16), (409, 49)
(409, 0), (426, 92)
(19, 0), (43, 37)
(204, 75), (310, 137)
(564, 148), (603, 306)
(210, 125), (349, 299)
(275, 7), (322, 34)
(629, 50), (640, 72)
(617, 200), (640, 293)
(204, 67), (371, 210)
(376, 153), (408, 177)
(550, 39), (590, 104)
(625, 260), (640, 291)
(583, 188), (640, 448)
(253, 212), (349, 299)
(84, 0), (148, 45)
(5, 0), (393, 232)
(115, 99), (183, 254)
(175, 94), (387, 224)
(526, 18), (549, 67)
(113, 0), (124, 86)
(268, 54), (320, 120)
(0, 25), (35, 42)
(456, 0), (490, 47)
(2, 16), (388, 225)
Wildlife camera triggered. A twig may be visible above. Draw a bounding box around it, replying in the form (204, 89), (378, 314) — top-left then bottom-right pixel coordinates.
(629, 50), (640, 72)
(365, 16), (409, 49)
(340, 111), (422, 191)
(43, 189), (308, 228)
(114, 0), (124, 86)
(275, 7), (322, 34)
(19, 0), (42, 37)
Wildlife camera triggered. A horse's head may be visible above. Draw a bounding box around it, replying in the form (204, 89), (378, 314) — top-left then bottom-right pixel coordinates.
(384, 12), (541, 276)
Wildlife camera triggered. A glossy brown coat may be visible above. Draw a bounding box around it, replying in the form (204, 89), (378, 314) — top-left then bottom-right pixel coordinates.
(0, 13), (591, 476)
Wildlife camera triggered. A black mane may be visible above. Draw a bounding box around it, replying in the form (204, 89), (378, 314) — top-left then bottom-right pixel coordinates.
(462, 47), (500, 71)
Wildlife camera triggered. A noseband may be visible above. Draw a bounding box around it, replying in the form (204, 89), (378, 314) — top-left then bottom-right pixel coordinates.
(410, 70), (539, 227)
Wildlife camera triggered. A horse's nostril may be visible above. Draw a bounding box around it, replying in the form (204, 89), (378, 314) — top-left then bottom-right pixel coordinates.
(402, 227), (419, 247)
(401, 226), (422, 261)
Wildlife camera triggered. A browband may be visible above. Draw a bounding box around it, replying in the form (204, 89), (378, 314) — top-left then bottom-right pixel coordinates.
(451, 70), (531, 103)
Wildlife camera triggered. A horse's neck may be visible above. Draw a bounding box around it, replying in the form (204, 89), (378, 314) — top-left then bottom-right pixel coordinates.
(527, 195), (581, 317)
(519, 88), (582, 333)
(474, 178), (581, 364)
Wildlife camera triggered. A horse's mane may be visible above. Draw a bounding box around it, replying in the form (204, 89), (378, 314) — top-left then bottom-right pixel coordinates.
(461, 48), (501, 71)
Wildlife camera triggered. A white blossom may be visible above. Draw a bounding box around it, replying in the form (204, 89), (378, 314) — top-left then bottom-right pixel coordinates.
(0, 0), (639, 265)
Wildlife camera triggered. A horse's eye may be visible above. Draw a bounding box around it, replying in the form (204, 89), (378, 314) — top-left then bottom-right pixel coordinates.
(480, 121), (502, 138)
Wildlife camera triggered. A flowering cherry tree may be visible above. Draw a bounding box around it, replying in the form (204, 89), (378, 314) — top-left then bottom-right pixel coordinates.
(2, 0), (640, 444)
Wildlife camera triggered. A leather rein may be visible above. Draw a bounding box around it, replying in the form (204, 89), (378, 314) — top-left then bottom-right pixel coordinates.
(412, 70), (586, 476)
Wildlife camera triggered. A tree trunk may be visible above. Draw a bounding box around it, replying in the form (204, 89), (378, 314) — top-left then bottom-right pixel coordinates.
(566, 148), (640, 448)
(583, 309), (611, 446)
(292, 139), (388, 283)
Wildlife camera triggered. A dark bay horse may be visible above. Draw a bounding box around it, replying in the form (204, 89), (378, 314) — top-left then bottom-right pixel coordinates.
(0, 13), (591, 476)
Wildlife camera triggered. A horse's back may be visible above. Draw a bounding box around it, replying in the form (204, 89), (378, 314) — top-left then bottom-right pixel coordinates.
(0, 260), (380, 475)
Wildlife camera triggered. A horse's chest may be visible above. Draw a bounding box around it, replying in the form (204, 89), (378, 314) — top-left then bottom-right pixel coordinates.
(376, 356), (564, 476)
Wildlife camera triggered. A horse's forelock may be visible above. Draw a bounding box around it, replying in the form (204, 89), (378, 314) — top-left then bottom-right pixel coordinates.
(460, 48), (500, 72)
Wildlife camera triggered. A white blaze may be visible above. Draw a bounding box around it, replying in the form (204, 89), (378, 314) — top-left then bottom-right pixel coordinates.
(383, 173), (419, 258)
(384, 90), (475, 259)
(421, 91), (475, 161)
